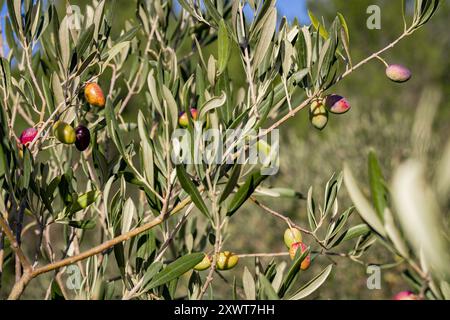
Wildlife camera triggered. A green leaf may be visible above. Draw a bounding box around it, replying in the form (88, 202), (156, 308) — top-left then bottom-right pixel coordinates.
(278, 248), (310, 298)
(259, 274), (279, 300)
(323, 173), (341, 217)
(0, 58), (11, 93)
(141, 261), (164, 291)
(7, 0), (22, 36)
(330, 224), (371, 248)
(121, 198), (136, 235)
(101, 41), (130, 66)
(0, 144), (6, 178)
(337, 13), (349, 43)
(383, 208), (409, 258)
(306, 187), (317, 230)
(147, 71), (163, 116)
(219, 164), (242, 203)
(68, 190), (101, 214)
(50, 280), (65, 300)
(176, 165), (210, 219)
(105, 101), (126, 157)
(227, 171), (267, 216)
(20, 148), (32, 189)
(51, 73), (65, 112)
(76, 24), (95, 57)
(254, 187), (302, 198)
(392, 160), (450, 278)
(217, 19), (230, 74)
(116, 25), (141, 43)
(66, 219), (97, 230)
(199, 91), (226, 119)
(252, 0), (275, 35)
(203, 0), (222, 26)
(93, 0), (106, 39)
(288, 265), (333, 300)
(253, 7), (277, 70)
(138, 111), (154, 187)
(145, 253), (204, 291)
(308, 10), (329, 39)
(368, 151), (388, 220)
(162, 85), (179, 131)
(242, 267), (256, 300)
(59, 15), (70, 71)
(343, 164), (386, 237)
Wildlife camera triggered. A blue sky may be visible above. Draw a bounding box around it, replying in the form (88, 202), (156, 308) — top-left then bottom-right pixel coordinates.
(0, 0), (309, 54)
(260, 0), (309, 23)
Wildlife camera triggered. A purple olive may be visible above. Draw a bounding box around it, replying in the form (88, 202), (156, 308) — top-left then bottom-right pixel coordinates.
(324, 94), (351, 114)
(385, 64), (412, 83)
(75, 125), (91, 151)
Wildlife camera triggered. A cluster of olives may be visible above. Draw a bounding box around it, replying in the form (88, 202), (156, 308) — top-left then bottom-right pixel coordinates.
(178, 108), (199, 128)
(19, 82), (105, 152)
(284, 228), (311, 270)
(309, 63), (412, 130)
(309, 94), (351, 131)
(193, 251), (239, 272)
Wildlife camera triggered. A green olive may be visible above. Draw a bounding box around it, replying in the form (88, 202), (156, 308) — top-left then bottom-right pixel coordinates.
(53, 121), (76, 144)
(193, 254), (211, 271)
(283, 228), (302, 249)
(216, 251), (239, 270)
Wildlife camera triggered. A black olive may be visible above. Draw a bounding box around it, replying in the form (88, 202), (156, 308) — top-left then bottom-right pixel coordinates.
(75, 125), (91, 151)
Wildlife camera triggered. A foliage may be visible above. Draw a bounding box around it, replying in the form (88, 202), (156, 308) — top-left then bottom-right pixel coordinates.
(0, 0), (442, 300)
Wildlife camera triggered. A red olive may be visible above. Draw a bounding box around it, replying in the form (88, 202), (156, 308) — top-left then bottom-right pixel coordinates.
(19, 127), (38, 146)
(75, 125), (91, 151)
(289, 242), (311, 270)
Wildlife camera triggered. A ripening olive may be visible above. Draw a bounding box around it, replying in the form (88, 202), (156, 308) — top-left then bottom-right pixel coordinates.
(19, 127), (38, 146)
(393, 291), (421, 300)
(309, 100), (328, 130)
(75, 125), (91, 151)
(194, 254), (211, 271)
(289, 242), (311, 270)
(283, 228), (303, 249)
(324, 94), (351, 114)
(216, 251), (239, 270)
(53, 121), (76, 144)
(179, 108), (199, 128)
(385, 64), (412, 83)
(84, 82), (106, 107)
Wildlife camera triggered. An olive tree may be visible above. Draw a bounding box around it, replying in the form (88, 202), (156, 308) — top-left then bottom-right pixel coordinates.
(0, 0), (441, 299)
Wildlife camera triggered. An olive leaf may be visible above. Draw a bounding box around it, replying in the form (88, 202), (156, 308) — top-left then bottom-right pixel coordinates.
(176, 164), (210, 219)
(144, 253), (204, 291)
(288, 265), (333, 300)
(227, 171), (267, 216)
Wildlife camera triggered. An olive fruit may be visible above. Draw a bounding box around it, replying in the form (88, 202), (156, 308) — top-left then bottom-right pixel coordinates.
(179, 108), (199, 128)
(289, 242), (311, 270)
(84, 82), (106, 107)
(393, 291), (420, 300)
(53, 121), (76, 144)
(216, 251), (239, 270)
(19, 127), (38, 146)
(194, 254), (211, 271)
(309, 100), (328, 130)
(283, 228), (302, 249)
(324, 94), (351, 114)
(75, 125), (91, 151)
(385, 64), (412, 83)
